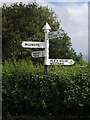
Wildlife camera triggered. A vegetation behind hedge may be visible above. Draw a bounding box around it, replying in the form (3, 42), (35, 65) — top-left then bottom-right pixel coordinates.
(2, 60), (90, 119)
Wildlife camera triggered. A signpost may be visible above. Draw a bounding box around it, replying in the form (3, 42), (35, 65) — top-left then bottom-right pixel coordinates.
(43, 22), (51, 73)
(48, 30), (62, 39)
(21, 41), (45, 48)
(21, 22), (75, 74)
(49, 59), (75, 65)
(32, 51), (45, 58)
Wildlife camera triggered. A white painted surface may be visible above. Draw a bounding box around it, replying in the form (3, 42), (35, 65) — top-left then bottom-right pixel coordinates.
(32, 51), (45, 58)
(21, 41), (45, 48)
(43, 22), (51, 65)
(48, 59), (75, 65)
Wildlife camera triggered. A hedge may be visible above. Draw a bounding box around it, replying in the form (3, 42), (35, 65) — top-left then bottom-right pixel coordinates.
(2, 60), (90, 119)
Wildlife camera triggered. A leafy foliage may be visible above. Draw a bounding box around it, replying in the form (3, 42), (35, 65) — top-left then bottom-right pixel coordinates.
(2, 2), (58, 62)
(2, 2), (80, 63)
(2, 60), (90, 118)
(2, 2), (88, 120)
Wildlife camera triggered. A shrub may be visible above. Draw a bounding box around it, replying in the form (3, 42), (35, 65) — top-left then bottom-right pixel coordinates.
(2, 60), (90, 118)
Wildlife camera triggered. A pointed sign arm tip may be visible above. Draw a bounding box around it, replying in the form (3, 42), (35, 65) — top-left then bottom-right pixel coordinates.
(71, 59), (75, 65)
(21, 42), (23, 46)
(21, 42), (24, 47)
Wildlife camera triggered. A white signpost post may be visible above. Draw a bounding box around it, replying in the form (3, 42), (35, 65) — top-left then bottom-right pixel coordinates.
(21, 22), (75, 74)
(43, 22), (51, 74)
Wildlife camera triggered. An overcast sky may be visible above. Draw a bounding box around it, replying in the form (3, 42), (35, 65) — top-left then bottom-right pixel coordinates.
(0, 0), (89, 60)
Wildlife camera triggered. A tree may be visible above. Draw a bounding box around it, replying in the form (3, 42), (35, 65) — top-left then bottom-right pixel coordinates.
(2, 2), (79, 63)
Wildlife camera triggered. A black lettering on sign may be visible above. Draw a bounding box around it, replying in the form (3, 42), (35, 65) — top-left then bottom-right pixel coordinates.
(65, 59), (67, 62)
(42, 52), (44, 57)
(50, 60), (54, 65)
(25, 43), (28, 46)
(25, 43), (31, 46)
(25, 43), (40, 46)
(55, 59), (58, 64)
(35, 44), (39, 46)
(31, 44), (33, 46)
(33, 53), (39, 57)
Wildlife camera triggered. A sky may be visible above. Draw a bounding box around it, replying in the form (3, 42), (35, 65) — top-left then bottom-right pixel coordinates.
(0, 0), (89, 61)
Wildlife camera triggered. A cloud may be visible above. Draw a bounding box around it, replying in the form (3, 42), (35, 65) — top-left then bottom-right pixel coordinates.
(37, 1), (88, 57)
(55, 0), (89, 2)
(64, 3), (88, 55)
(44, 2), (88, 57)
(38, 0), (89, 2)
(0, 0), (88, 58)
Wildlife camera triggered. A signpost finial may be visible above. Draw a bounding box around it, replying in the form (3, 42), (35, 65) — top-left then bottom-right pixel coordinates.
(43, 22), (51, 31)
